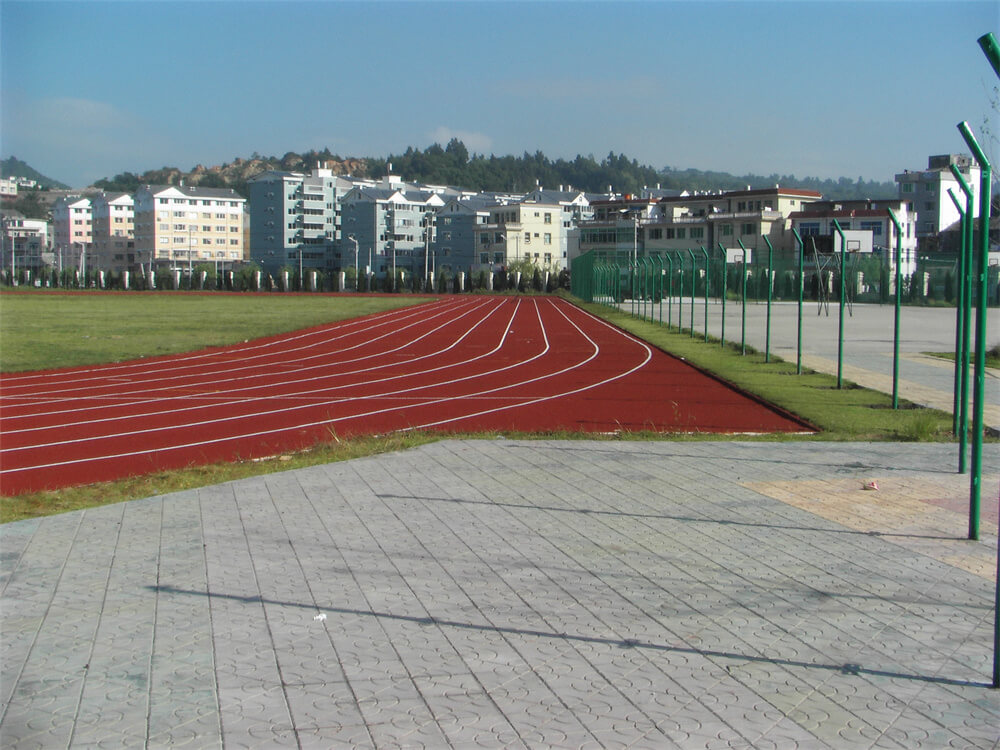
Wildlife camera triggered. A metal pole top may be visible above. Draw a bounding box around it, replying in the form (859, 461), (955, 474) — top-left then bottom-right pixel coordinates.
(957, 122), (992, 169)
(948, 163), (975, 199)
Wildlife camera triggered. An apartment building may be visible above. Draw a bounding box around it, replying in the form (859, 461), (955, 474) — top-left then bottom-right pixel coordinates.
(1, 212), (49, 275)
(340, 175), (445, 280)
(90, 192), (135, 272)
(579, 187), (822, 263)
(51, 196), (92, 268)
(435, 194), (513, 273)
(133, 185), (245, 272)
(248, 167), (374, 275)
(894, 154), (981, 244)
(476, 200), (566, 270)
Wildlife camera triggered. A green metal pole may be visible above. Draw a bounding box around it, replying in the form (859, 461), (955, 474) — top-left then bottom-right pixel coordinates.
(644, 256), (651, 321)
(979, 32), (1000, 77)
(687, 248), (696, 337)
(675, 252), (684, 333)
(699, 246), (709, 341)
(947, 189), (967, 436)
(664, 253), (674, 329)
(886, 210), (903, 409)
(832, 219), (846, 389)
(951, 164), (975, 472)
(972, 29), (1000, 693)
(791, 229), (804, 374)
(652, 254), (663, 324)
(737, 239), (748, 355)
(718, 243), (727, 347)
(762, 235), (774, 363)
(957, 121), (990, 546)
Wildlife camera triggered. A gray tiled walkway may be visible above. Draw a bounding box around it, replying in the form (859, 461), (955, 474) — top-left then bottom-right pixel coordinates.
(2, 440), (999, 748)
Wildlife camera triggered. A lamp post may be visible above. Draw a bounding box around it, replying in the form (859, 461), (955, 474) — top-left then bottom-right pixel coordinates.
(348, 234), (358, 291)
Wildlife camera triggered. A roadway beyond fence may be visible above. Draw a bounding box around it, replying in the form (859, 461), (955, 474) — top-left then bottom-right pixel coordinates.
(620, 298), (1000, 431)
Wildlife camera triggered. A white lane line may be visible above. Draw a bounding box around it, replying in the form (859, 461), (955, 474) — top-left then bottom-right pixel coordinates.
(0, 297), (477, 401)
(0, 297), (452, 387)
(1, 297), (503, 425)
(400, 296), (652, 431)
(2, 297), (629, 474)
(2, 297), (542, 456)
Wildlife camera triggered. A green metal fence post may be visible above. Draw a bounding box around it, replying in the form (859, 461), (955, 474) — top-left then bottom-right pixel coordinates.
(957, 121), (991, 547)
(973, 31), (1000, 689)
(700, 246), (710, 342)
(791, 229), (804, 374)
(832, 219), (846, 389)
(717, 243), (727, 348)
(886, 210), (903, 409)
(737, 239), (748, 355)
(652, 254), (664, 324)
(687, 249), (696, 337)
(675, 252), (684, 333)
(950, 164), (975, 473)
(762, 235), (774, 363)
(664, 253), (674, 329)
(947, 188), (968, 436)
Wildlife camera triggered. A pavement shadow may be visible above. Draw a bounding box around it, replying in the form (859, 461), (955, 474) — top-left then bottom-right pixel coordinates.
(149, 584), (989, 689)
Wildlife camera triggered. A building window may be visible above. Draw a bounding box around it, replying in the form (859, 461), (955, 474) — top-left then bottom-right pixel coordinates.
(544, 213), (552, 224)
(740, 223), (756, 235)
(690, 227), (704, 239)
(799, 222), (820, 236)
(676, 228), (686, 239)
(543, 233), (552, 245)
(902, 183), (914, 193)
(719, 224), (732, 236)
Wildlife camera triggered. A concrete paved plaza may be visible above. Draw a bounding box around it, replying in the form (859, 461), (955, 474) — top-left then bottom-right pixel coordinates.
(2, 439), (998, 748)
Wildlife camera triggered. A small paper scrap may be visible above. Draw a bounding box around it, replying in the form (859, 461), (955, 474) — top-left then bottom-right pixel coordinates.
(862, 480), (879, 491)
(313, 613), (327, 621)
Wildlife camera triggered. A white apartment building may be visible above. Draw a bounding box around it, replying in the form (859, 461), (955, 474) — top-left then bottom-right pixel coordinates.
(90, 192), (135, 272)
(476, 200), (566, 270)
(133, 185), (246, 272)
(895, 154), (981, 242)
(1, 213), (49, 275)
(340, 176), (446, 280)
(51, 196), (93, 268)
(248, 168), (374, 275)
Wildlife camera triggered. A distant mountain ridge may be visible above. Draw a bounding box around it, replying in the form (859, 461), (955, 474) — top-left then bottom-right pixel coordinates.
(1, 156), (70, 190)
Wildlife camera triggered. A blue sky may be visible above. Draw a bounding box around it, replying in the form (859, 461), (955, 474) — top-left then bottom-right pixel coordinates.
(2, 0), (997, 188)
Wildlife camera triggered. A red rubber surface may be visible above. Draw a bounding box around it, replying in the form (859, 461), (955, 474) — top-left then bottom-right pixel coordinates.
(0, 296), (809, 495)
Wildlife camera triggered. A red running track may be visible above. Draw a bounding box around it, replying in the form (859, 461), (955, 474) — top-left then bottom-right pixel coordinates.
(0, 296), (810, 495)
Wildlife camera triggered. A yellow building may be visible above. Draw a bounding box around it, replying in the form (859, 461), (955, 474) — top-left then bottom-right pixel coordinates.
(133, 185), (246, 272)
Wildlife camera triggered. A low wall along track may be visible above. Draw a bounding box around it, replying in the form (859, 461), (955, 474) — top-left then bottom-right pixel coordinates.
(0, 296), (810, 494)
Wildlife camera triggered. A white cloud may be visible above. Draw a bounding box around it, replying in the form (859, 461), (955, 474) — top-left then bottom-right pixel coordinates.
(427, 126), (493, 153)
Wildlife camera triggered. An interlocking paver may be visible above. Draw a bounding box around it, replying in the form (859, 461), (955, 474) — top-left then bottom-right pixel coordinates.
(2, 440), (999, 748)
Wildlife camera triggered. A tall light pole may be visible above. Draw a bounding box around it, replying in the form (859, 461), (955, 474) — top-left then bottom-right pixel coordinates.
(348, 234), (358, 291)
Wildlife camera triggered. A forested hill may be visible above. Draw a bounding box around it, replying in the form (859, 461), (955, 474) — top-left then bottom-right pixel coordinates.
(83, 140), (897, 200)
(367, 141), (899, 200)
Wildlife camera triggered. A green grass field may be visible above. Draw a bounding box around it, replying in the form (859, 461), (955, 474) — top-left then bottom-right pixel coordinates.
(0, 290), (966, 523)
(0, 292), (432, 372)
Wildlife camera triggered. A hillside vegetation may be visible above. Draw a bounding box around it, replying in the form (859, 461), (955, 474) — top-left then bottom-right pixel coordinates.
(86, 140), (898, 201)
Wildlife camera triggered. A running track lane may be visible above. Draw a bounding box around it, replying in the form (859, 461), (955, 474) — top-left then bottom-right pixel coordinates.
(0, 296), (811, 495)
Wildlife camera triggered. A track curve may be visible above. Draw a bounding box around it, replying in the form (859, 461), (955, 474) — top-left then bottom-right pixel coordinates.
(0, 296), (809, 494)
